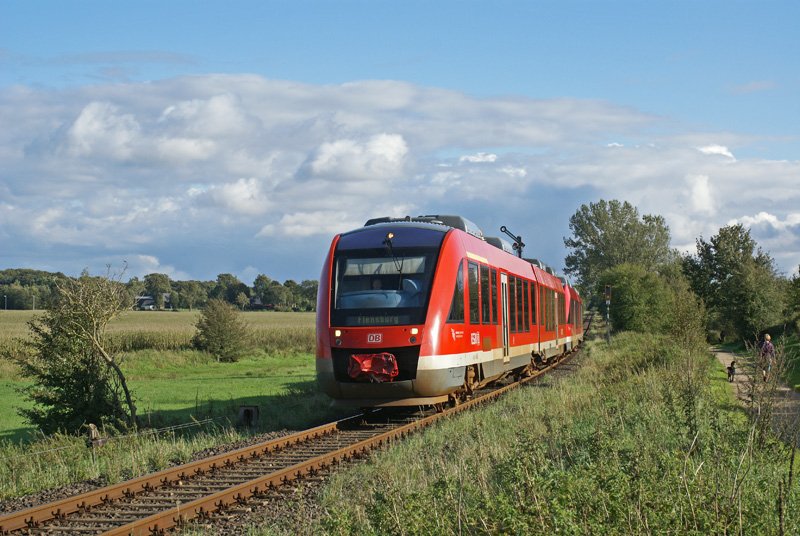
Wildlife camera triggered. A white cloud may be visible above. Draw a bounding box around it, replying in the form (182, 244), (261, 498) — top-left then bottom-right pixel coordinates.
(500, 166), (527, 178)
(697, 144), (735, 160)
(257, 211), (363, 238)
(686, 174), (715, 215)
(124, 254), (189, 280)
(306, 133), (408, 181)
(65, 101), (141, 160)
(459, 152), (497, 163)
(203, 178), (271, 215)
(156, 137), (216, 163)
(729, 211), (800, 231)
(1, 74), (798, 279)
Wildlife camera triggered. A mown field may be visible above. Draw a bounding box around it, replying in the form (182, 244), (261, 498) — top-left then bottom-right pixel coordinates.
(0, 310), (320, 442)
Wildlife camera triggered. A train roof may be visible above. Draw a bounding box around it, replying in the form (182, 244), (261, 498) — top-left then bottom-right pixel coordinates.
(364, 214), (484, 238)
(355, 215), (566, 288)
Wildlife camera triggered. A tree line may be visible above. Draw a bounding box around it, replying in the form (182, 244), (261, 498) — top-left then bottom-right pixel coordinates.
(564, 199), (797, 343)
(0, 269), (319, 312)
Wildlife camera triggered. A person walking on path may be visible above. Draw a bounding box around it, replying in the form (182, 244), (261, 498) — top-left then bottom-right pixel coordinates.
(759, 334), (775, 382)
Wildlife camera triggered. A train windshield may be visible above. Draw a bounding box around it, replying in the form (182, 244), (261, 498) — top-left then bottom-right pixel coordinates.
(331, 248), (439, 326)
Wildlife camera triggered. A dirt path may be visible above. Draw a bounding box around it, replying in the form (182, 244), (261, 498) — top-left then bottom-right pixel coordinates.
(713, 348), (800, 444)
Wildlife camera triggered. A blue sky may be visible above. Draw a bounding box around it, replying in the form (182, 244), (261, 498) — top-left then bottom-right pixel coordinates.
(1, 1), (798, 284)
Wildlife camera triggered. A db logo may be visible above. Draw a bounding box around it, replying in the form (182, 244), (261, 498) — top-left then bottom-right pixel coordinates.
(367, 333), (383, 343)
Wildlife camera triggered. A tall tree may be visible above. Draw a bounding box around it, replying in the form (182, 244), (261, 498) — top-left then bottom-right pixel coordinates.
(597, 263), (673, 334)
(144, 273), (172, 309)
(563, 199), (673, 292)
(299, 279), (319, 310)
(252, 274), (274, 305)
(683, 224), (784, 340)
(212, 273), (249, 304)
(125, 276), (146, 302)
(172, 280), (208, 310)
(788, 268), (800, 322)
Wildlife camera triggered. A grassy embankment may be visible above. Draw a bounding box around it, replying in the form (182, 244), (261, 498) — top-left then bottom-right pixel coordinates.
(253, 332), (799, 535)
(0, 310), (353, 499)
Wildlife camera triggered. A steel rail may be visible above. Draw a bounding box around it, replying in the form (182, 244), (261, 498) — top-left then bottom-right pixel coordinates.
(0, 416), (355, 533)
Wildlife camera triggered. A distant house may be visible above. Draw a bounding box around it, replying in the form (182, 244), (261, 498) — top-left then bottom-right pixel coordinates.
(135, 296), (156, 310)
(249, 296), (275, 310)
(134, 294), (172, 310)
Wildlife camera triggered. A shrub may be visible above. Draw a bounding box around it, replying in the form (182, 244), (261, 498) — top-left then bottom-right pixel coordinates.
(10, 271), (135, 434)
(192, 299), (250, 362)
(597, 263), (673, 333)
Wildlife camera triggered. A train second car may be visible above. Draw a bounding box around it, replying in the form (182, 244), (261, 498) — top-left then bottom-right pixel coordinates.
(316, 215), (583, 407)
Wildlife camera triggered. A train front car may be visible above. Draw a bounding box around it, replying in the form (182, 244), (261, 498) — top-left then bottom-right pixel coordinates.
(316, 218), (463, 406)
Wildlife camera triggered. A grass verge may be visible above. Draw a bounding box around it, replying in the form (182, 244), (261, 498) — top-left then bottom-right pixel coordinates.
(252, 332), (799, 535)
(0, 345), (356, 499)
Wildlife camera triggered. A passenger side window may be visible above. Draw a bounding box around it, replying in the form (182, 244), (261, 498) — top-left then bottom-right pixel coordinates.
(468, 262), (480, 325)
(490, 268), (498, 324)
(480, 264), (491, 324)
(447, 260), (465, 323)
(523, 280), (530, 332)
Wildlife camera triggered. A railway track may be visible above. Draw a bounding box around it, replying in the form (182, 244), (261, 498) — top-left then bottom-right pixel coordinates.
(1, 338), (589, 535)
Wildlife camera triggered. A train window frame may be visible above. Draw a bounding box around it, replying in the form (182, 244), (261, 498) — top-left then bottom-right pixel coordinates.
(468, 261), (480, 325)
(508, 275), (518, 333)
(479, 264), (491, 324)
(516, 277), (526, 333)
(490, 268), (499, 325)
(446, 259), (465, 323)
(523, 280), (530, 332)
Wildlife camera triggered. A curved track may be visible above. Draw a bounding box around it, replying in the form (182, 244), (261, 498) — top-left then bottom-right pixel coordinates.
(0, 328), (591, 535)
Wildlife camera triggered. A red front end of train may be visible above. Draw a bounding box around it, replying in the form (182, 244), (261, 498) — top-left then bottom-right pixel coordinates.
(316, 215), (583, 407)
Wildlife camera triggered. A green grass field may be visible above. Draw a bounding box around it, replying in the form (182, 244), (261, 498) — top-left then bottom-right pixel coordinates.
(0, 310), (320, 442)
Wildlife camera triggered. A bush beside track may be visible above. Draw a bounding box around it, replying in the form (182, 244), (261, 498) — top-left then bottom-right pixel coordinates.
(253, 332), (798, 535)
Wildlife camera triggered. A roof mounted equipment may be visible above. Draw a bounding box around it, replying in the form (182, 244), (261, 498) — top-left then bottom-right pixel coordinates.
(500, 225), (525, 258)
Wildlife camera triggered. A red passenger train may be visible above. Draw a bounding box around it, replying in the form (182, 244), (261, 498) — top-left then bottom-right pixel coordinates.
(316, 215), (583, 407)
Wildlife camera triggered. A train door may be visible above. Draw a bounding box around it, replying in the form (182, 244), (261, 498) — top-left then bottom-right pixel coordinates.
(555, 292), (559, 347)
(500, 273), (510, 362)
